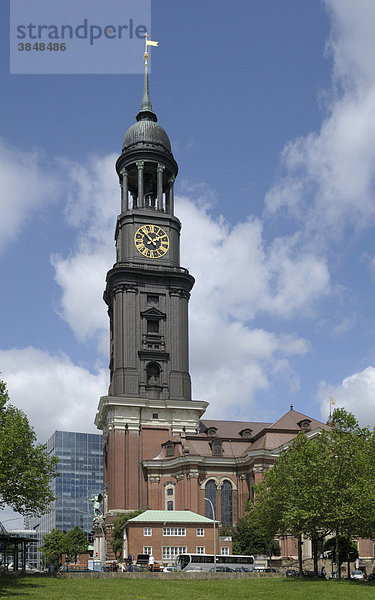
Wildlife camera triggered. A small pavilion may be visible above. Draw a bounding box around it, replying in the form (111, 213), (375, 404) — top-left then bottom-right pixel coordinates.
(0, 521), (35, 573)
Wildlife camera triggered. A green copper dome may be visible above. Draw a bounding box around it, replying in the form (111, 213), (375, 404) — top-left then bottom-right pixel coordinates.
(122, 119), (172, 152)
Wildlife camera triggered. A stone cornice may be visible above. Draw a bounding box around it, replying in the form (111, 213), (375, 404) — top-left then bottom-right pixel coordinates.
(95, 395), (208, 432)
(142, 448), (277, 473)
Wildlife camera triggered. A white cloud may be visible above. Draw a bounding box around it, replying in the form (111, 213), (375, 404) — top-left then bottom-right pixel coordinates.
(177, 196), (318, 416)
(0, 348), (108, 442)
(51, 155), (118, 350)
(51, 252), (110, 352)
(318, 366), (375, 427)
(59, 154), (118, 245)
(265, 1), (375, 240)
(332, 314), (356, 336)
(178, 198), (330, 322)
(0, 139), (61, 254)
(325, 0), (375, 88)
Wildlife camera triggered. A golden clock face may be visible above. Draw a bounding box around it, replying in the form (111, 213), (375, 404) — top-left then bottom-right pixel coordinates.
(134, 224), (169, 259)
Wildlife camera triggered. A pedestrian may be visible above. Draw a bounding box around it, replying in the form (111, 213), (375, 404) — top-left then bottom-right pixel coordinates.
(149, 554), (155, 572)
(321, 565), (326, 579)
(128, 554), (133, 572)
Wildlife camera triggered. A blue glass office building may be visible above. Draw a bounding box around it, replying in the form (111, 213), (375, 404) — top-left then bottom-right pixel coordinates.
(32, 431), (103, 543)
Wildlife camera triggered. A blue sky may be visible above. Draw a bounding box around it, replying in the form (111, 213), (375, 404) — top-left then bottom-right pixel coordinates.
(2, 1), (375, 524)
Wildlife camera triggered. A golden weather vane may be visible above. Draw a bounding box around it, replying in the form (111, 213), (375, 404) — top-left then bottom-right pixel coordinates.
(329, 392), (335, 418)
(143, 32), (159, 65)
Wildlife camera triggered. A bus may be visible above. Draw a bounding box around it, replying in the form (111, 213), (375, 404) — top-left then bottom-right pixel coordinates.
(175, 553), (255, 572)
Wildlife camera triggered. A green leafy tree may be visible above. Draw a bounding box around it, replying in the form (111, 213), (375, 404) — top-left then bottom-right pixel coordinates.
(39, 527), (89, 567)
(0, 378), (58, 514)
(110, 510), (143, 558)
(233, 504), (280, 557)
(323, 535), (358, 569)
(254, 431), (334, 575)
(323, 409), (375, 577)
(63, 526), (89, 563)
(39, 529), (65, 569)
(251, 409), (375, 577)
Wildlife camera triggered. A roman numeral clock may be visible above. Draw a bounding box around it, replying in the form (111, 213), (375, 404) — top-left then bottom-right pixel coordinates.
(134, 224), (170, 259)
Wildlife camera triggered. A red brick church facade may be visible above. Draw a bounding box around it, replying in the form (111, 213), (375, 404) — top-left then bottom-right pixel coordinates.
(94, 53), (362, 564)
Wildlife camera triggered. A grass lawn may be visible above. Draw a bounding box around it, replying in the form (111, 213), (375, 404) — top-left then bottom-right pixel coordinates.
(0, 576), (374, 600)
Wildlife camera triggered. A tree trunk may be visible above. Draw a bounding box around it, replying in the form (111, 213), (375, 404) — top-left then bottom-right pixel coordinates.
(298, 535), (303, 576)
(335, 530), (341, 579)
(347, 559), (350, 579)
(312, 536), (318, 576)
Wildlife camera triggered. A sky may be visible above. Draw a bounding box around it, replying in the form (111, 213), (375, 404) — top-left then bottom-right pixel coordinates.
(2, 0), (375, 523)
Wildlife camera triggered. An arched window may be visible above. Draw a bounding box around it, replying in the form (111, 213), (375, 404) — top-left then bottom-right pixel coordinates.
(205, 480), (217, 519)
(164, 483), (175, 510)
(146, 363), (160, 386)
(221, 480), (233, 525)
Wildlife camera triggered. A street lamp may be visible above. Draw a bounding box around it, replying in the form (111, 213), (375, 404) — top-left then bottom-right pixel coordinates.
(205, 498), (216, 572)
(2, 518), (20, 524)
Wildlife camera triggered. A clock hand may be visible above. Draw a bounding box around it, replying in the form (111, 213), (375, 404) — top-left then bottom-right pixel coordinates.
(143, 230), (156, 246)
(153, 234), (167, 243)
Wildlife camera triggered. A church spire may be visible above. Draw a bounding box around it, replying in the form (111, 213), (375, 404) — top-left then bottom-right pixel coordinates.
(136, 35), (158, 123)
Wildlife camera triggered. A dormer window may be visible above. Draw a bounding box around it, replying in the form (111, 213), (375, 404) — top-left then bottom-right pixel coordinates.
(239, 428), (252, 439)
(211, 441), (222, 456)
(298, 419), (311, 431)
(166, 443), (174, 457)
(206, 427), (218, 437)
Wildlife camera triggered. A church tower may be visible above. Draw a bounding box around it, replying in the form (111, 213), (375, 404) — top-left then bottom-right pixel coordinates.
(95, 50), (207, 515)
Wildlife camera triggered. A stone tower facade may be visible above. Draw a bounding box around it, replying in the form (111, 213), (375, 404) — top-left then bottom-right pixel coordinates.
(94, 59), (329, 553)
(95, 62), (207, 515)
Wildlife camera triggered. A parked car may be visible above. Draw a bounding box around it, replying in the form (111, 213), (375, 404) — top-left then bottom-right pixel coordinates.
(209, 566), (235, 572)
(351, 570), (365, 580)
(185, 566), (205, 572)
(302, 570), (315, 578)
(163, 566), (177, 573)
(58, 564), (88, 573)
(8, 562), (42, 574)
(285, 568), (298, 577)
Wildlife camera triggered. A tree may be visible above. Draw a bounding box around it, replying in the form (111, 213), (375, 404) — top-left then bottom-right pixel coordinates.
(254, 431), (334, 575)
(63, 526), (89, 563)
(251, 409), (375, 577)
(323, 535), (358, 575)
(323, 409), (375, 577)
(39, 529), (65, 569)
(233, 504), (281, 557)
(39, 527), (89, 568)
(110, 510), (144, 558)
(0, 378), (58, 515)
